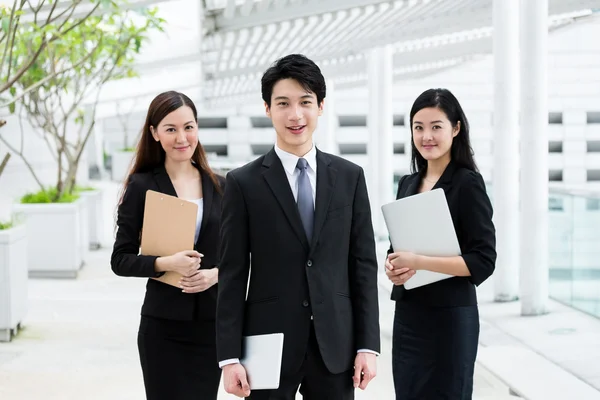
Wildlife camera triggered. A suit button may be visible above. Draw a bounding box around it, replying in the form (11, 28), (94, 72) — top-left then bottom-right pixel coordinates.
(302, 300), (309, 307)
(306, 260), (313, 267)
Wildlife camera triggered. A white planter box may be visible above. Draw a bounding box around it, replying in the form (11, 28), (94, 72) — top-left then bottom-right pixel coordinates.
(111, 150), (134, 182)
(0, 224), (28, 342)
(78, 195), (89, 264)
(13, 199), (83, 278)
(79, 189), (103, 249)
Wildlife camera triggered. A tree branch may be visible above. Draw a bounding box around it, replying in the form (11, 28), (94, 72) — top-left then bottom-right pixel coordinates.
(0, 152), (10, 179)
(44, 0), (57, 25)
(0, 44), (100, 109)
(0, 0), (20, 78)
(0, 113), (45, 192)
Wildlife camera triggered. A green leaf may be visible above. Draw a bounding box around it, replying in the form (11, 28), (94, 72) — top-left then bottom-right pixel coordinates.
(1, 17), (9, 34)
(9, 86), (16, 96)
(8, 102), (15, 113)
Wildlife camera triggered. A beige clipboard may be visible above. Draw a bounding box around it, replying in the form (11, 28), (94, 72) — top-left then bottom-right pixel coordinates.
(140, 190), (199, 287)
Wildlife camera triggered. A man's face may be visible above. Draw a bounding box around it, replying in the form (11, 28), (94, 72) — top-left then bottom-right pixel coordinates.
(265, 78), (324, 156)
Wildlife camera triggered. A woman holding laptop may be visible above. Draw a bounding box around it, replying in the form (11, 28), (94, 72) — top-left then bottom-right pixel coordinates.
(111, 91), (225, 399)
(385, 88), (496, 399)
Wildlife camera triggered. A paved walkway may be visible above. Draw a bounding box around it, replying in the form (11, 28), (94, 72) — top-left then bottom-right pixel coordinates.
(7, 181), (597, 399)
(0, 244), (517, 400)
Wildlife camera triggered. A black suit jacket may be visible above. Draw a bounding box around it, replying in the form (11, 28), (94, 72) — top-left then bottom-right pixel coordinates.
(111, 165), (226, 321)
(217, 148), (380, 375)
(389, 161), (496, 307)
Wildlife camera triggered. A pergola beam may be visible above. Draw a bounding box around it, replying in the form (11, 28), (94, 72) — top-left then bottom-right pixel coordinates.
(205, 0), (391, 34)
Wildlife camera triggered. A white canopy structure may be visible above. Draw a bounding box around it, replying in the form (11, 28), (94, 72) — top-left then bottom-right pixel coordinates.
(88, 0), (600, 114)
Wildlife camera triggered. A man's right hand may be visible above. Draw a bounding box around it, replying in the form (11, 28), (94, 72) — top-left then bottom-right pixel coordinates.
(223, 363), (251, 397)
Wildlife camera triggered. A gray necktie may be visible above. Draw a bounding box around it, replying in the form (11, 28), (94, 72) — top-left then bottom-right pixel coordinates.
(296, 158), (314, 241)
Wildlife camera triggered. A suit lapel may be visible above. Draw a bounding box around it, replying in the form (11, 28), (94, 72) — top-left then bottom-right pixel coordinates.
(432, 161), (457, 192)
(404, 174), (421, 197)
(199, 171), (214, 243)
(406, 161), (457, 196)
(262, 149), (310, 250)
(153, 166), (178, 197)
(310, 150), (336, 251)
(154, 164), (209, 246)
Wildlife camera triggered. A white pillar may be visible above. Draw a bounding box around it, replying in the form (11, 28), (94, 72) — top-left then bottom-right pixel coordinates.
(377, 48), (394, 235)
(492, 0), (520, 302)
(319, 79), (338, 155)
(520, 0), (549, 315)
(226, 116), (253, 161)
(367, 46), (394, 240)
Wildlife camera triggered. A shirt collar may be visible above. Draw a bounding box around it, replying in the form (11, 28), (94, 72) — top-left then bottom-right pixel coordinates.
(274, 143), (317, 175)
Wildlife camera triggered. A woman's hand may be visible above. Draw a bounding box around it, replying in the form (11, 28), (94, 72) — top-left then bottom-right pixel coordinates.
(388, 251), (420, 270)
(385, 252), (418, 286)
(180, 267), (218, 293)
(156, 250), (202, 277)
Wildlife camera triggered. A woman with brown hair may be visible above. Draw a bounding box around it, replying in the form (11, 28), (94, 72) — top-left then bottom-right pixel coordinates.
(111, 91), (225, 399)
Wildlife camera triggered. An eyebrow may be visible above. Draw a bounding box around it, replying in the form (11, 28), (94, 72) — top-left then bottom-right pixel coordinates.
(273, 95), (315, 101)
(163, 121), (195, 127)
(413, 120), (444, 124)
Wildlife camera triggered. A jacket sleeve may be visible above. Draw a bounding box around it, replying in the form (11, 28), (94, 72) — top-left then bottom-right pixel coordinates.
(110, 174), (160, 277)
(458, 171), (496, 286)
(216, 171), (250, 362)
(349, 167), (381, 353)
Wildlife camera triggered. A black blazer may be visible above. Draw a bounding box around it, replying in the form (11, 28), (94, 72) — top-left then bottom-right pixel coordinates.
(111, 165), (226, 321)
(389, 161), (496, 307)
(217, 148), (380, 375)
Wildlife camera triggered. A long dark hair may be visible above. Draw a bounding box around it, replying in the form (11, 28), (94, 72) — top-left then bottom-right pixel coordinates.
(119, 91), (221, 204)
(409, 88), (478, 174)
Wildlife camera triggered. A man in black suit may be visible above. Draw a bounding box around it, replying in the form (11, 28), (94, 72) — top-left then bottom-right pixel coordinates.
(217, 54), (380, 400)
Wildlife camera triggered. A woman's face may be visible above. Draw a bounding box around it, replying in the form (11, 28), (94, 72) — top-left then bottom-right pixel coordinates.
(412, 107), (459, 163)
(150, 106), (198, 163)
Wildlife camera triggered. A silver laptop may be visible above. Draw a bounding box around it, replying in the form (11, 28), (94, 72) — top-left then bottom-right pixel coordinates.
(240, 333), (285, 390)
(381, 188), (460, 290)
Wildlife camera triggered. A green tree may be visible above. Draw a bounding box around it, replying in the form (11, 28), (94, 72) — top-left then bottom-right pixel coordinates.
(1, 2), (165, 201)
(0, 0), (103, 180)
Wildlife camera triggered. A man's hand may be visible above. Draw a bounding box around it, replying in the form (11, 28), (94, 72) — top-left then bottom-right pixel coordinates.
(180, 268), (218, 293)
(223, 363), (251, 398)
(353, 352), (377, 390)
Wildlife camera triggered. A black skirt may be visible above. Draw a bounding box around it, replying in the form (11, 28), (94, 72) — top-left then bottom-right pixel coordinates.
(137, 316), (221, 400)
(392, 301), (479, 400)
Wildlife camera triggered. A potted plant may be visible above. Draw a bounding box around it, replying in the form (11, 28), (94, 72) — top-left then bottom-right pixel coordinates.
(76, 185), (104, 250)
(0, 215), (27, 342)
(3, 3), (165, 277)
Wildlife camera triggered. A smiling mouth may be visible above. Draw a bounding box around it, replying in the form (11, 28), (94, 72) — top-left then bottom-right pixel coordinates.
(174, 145), (190, 150)
(287, 125), (306, 134)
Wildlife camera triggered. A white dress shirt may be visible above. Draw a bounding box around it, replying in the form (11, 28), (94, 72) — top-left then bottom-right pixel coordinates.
(274, 143), (317, 206)
(219, 143), (377, 369)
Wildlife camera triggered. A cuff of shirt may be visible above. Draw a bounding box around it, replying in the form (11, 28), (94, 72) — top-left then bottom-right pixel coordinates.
(219, 358), (240, 369)
(357, 349), (380, 356)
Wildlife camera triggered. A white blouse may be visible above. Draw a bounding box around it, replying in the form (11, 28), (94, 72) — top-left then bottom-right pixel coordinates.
(187, 198), (203, 243)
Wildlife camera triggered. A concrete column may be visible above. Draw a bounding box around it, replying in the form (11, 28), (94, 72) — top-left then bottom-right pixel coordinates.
(492, 0), (520, 302)
(520, 0), (549, 315)
(367, 46), (394, 240)
(226, 116), (253, 161)
(318, 79), (338, 155)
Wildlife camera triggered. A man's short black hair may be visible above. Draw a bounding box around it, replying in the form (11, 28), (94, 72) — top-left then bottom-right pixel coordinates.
(261, 54), (326, 107)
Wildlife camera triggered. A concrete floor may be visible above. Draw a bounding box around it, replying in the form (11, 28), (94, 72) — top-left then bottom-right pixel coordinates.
(0, 246), (517, 400)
